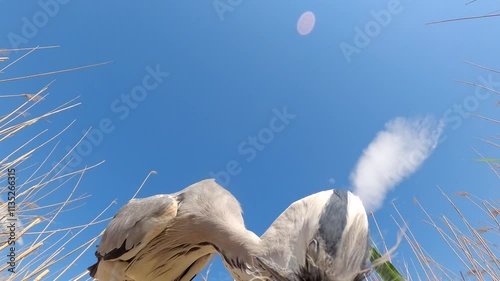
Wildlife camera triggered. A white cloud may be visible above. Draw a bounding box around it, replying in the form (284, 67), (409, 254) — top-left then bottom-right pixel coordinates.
(328, 178), (336, 185)
(350, 116), (444, 212)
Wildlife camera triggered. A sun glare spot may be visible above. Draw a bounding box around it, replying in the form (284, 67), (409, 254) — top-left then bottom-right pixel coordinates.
(297, 11), (316, 36)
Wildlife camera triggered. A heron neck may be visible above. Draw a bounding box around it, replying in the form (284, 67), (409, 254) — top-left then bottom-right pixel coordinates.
(212, 225), (262, 260)
(210, 224), (265, 280)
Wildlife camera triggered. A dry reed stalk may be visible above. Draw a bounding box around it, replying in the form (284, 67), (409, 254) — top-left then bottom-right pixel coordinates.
(0, 46), (112, 280)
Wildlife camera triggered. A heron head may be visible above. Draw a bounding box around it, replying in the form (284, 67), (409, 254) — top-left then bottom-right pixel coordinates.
(257, 190), (370, 281)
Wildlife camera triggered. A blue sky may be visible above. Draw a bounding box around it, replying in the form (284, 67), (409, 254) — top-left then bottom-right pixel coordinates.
(1, 0), (499, 280)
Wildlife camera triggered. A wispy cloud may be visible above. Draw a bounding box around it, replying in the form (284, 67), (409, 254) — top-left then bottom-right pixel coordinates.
(350, 116), (444, 212)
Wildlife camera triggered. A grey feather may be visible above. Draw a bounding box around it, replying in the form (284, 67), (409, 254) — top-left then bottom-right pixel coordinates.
(318, 190), (348, 257)
(97, 194), (178, 261)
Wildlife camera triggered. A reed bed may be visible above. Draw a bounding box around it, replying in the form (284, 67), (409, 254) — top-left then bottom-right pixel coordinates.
(0, 46), (110, 281)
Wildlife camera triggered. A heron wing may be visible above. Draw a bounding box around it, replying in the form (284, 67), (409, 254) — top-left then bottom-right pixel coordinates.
(97, 194), (178, 261)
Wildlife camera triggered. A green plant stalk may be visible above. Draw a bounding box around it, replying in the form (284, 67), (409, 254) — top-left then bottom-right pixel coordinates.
(370, 246), (405, 281)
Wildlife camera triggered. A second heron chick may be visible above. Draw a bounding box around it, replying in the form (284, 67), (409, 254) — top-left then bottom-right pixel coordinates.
(88, 179), (370, 281)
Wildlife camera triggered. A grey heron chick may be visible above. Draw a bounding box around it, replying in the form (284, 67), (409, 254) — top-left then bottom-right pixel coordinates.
(88, 179), (259, 281)
(88, 179), (369, 281)
(254, 189), (370, 281)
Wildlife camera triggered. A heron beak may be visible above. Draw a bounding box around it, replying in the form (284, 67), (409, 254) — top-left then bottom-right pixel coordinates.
(255, 256), (290, 281)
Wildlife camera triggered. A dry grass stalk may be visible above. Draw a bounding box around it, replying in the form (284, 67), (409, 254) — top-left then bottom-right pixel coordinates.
(427, 13), (500, 25)
(464, 61), (500, 74)
(0, 47), (111, 280)
(382, 191), (500, 281)
(455, 80), (500, 96)
(0, 61), (112, 83)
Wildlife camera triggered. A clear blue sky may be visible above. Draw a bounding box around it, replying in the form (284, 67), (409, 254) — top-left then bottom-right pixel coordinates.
(1, 0), (498, 280)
